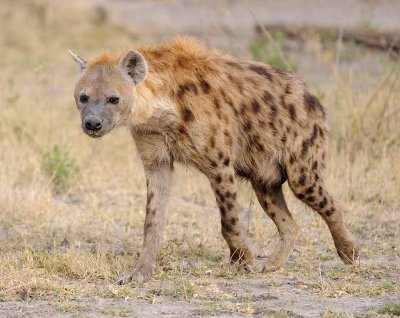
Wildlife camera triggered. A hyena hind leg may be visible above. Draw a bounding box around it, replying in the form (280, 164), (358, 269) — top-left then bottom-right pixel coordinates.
(251, 182), (300, 272)
(287, 163), (360, 264)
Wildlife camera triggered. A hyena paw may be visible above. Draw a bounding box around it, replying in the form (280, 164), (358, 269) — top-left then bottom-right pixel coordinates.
(116, 268), (151, 285)
(337, 238), (360, 264)
(253, 256), (284, 273)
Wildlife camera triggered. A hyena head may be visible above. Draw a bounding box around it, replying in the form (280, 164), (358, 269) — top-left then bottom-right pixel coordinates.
(69, 50), (147, 138)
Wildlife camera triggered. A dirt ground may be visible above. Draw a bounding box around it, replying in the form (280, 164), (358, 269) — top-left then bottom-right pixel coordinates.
(1, 282), (398, 318)
(0, 0), (399, 317)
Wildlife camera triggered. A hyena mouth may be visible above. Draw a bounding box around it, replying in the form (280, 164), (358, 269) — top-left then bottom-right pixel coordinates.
(85, 130), (103, 138)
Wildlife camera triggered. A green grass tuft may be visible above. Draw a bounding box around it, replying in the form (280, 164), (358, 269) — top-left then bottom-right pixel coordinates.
(41, 144), (79, 192)
(378, 303), (400, 316)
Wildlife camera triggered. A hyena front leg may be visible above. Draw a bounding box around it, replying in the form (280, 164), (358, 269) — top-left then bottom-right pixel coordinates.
(117, 164), (172, 284)
(208, 166), (254, 269)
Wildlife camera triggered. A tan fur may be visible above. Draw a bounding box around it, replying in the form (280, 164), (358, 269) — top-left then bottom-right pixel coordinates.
(71, 36), (359, 284)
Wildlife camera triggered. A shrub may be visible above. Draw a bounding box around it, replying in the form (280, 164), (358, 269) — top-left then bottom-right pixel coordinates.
(41, 144), (79, 192)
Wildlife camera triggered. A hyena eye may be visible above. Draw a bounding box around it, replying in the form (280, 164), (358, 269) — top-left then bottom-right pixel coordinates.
(79, 94), (89, 103)
(108, 96), (119, 105)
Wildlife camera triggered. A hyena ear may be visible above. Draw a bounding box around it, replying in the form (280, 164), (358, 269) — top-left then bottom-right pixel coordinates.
(68, 50), (87, 72)
(119, 50), (148, 85)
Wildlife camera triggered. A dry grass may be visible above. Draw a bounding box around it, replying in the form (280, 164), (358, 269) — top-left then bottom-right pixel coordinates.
(0, 1), (399, 316)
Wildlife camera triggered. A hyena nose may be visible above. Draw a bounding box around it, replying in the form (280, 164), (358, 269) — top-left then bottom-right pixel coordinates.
(84, 117), (102, 131)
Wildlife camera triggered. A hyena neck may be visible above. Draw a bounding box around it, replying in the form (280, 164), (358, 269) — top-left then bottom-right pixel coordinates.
(129, 74), (178, 134)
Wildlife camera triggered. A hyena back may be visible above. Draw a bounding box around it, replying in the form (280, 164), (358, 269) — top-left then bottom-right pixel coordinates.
(69, 37), (359, 284)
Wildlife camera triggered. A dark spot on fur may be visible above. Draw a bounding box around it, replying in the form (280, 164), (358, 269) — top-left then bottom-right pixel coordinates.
(218, 151), (224, 160)
(310, 124), (319, 144)
(325, 208), (335, 217)
(178, 125), (187, 135)
(288, 104), (296, 121)
(210, 137), (216, 148)
(304, 92), (326, 117)
(299, 175), (306, 186)
(289, 154), (296, 165)
(182, 107), (194, 122)
(261, 184), (268, 194)
(210, 160), (218, 168)
(318, 126), (325, 138)
(319, 197), (328, 208)
(224, 157), (230, 166)
(243, 121), (252, 131)
(215, 174), (222, 183)
(318, 186), (323, 195)
(281, 134), (287, 144)
(305, 185), (315, 194)
(200, 79), (211, 94)
(270, 105), (278, 117)
(248, 64), (272, 80)
(214, 97), (221, 110)
(285, 84), (291, 95)
(262, 90), (274, 104)
(256, 142), (265, 152)
(270, 212), (276, 219)
(306, 196), (315, 202)
(312, 161), (318, 170)
(225, 191), (231, 198)
(216, 189), (225, 202)
(231, 218), (237, 225)
(176, 56), (189, 68)
(219, 206), (226, 216)
(190, 83), (198, 94)
(177, 82), (198, 99)
(229, 175), (234, 183)
(177, 84), (187, 100)
(251, 99), (261, 113)
(227, 202), (234, 210)
(301, 140), (311, 157)
(297, 193), (305, 199)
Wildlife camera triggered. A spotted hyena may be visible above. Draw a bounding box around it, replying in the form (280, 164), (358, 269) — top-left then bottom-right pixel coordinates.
(69, 37), (359, 284)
